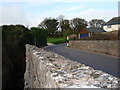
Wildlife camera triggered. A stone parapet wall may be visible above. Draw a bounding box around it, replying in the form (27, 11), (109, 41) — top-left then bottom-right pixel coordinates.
(69, 40), (119, 56)
(24, 44), (119, 89)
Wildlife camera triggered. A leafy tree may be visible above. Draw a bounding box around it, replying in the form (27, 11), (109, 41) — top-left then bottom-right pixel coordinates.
(38, 18), (58, 36)
(63, 29), (74, 37)
(70, 18), (88, 34)
(89, 19), (106, 28)
(60, 19), (75, 37)
(61, 19), (71, 31)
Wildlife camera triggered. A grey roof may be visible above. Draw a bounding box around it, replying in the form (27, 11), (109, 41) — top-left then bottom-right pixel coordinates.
(86, 28), (106, 33)
(104, 17), (120, 25)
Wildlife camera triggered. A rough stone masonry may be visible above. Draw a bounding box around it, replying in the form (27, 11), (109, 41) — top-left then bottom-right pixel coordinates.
(69, 40), (119, 57)
(24, 44), (119, 89)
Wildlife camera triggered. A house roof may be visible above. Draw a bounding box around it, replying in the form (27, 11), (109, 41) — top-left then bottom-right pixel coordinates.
(86, 28), (106, 33)
(79, 28), (89, 34)
(104, 17), (120, 25)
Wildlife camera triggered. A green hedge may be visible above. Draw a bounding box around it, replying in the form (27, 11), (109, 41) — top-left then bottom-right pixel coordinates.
(2, 25), (48, 49)
(2, 25), (48, 88)
(2, 25), (31, 88)
(2, 25), (30, 50)
(30, 27), (48, 47)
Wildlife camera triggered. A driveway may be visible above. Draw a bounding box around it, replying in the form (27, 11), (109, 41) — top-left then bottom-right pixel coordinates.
(44, 43), (119, 78)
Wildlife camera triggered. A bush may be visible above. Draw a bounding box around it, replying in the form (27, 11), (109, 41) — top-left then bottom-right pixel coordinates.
(30, 27), (48, 47)
(2, 25), (48, 88)
(2, 25), (30, 49)
(2, 25), (30, 88)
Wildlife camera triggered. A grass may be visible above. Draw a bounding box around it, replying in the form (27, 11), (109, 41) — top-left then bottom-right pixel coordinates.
(47, 37), (67, 44)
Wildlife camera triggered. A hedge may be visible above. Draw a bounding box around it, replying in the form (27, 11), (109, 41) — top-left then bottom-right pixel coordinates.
(30, 27), (48, 47)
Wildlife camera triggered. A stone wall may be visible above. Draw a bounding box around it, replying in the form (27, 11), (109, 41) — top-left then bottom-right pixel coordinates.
(24, 44), (119, 89)
(69, 40), (119, 56)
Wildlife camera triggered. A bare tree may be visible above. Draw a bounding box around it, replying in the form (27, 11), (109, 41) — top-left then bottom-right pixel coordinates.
(57, 15), (65, 31)
(38, 18), (48, 28)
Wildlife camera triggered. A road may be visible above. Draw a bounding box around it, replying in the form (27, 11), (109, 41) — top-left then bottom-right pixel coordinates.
(44, 43), (119, 78)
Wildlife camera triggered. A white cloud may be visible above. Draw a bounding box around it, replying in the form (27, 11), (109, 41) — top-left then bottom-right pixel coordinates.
(1, 0), (119, 2)
(0, 6), (3, 24)
(59, 5), (86, 12)
(65, 9), (118, 22)
(0, 2), (118, 28)
(0, 4), (53, 27)
(27, 9), (118, 28)
(0, 5), (34, 27)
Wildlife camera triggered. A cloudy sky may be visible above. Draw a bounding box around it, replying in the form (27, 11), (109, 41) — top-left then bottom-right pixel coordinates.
(0, 0), (119, 28)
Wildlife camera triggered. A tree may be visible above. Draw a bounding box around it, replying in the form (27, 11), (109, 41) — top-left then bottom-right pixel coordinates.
(89, 19), (106, 28)
(38, 18), (58, 36)
(63, 29), (74, 37)
(70, 18), (88, 34)
(61, 19), (71, 31)
(60, 19), (74, 37)
(57, 15), (65, 23)
(57, 15), (74, 37)
(57, 15), (65, 31)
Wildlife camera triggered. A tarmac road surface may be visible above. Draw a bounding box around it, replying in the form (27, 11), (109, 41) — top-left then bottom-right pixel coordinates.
(44, 43), (119, 78)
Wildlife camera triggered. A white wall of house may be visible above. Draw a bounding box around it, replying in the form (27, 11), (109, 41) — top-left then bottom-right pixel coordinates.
(103, 24), (120, 32)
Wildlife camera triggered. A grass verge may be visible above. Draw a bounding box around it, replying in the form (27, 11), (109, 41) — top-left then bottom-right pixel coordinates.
(47, 37), (67, 44)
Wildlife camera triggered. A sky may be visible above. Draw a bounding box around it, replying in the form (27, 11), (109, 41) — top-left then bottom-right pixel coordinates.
(0, 0), (119, 28)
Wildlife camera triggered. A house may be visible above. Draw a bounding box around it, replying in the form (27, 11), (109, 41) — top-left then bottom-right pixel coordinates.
(78, 28), (89, 38)
(78, 28), (106, 39)
(67, 28), (105, 46)
(103, 17), (120, 32)
(87, 28), (106, 33)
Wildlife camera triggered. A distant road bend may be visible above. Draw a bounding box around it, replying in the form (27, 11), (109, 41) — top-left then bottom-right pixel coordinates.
(44, 43), (119, 78)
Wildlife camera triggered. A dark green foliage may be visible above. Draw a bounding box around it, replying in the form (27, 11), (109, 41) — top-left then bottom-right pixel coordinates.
(53, 31), (63, 38)
(2, 25), (48, 89)
(2, 25), (48, 50)
(63, 29), (75, 37)
(38, 18), (59, 37)
(45, 18), (58, 36)
(60, 20), (73, 37)
(2, 25), (30, 88)
(30, 27), (48, 47)
(60, 20), (71, 31)
(38, 17), (89, 38)
(2, 25), (30, 50)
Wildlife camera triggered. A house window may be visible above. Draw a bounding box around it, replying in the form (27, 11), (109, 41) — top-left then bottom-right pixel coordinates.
(107, 25), (111, 28)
